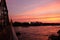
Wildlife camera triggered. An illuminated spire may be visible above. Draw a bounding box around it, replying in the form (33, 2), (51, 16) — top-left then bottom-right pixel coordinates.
(1, 0), (9, 26)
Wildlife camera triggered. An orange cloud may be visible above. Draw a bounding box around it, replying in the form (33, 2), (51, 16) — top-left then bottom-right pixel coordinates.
(12, 13), (60, 23)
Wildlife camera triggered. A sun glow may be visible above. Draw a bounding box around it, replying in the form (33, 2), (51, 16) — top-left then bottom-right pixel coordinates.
(7, 0), (60, 23)
(47, 18), (60, 21)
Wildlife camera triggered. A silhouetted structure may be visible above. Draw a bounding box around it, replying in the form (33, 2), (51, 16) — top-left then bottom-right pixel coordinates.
(0, 0), (13, 40)
(48, 30), (60, 40)
(57, 30), (60, 40)
(0, 0), (10, 26)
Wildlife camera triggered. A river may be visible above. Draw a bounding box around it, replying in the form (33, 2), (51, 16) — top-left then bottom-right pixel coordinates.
(14, 26), (60, 40)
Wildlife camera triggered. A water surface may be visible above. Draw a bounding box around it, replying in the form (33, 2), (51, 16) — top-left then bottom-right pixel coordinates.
(14, 26), (60, 40)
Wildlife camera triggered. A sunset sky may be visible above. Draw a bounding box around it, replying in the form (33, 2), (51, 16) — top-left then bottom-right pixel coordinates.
(6, 0), (60, 23)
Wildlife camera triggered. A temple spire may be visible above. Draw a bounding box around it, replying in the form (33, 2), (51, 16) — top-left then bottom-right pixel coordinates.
(1, 0), (9, 26)
(0, 0), (14, 40)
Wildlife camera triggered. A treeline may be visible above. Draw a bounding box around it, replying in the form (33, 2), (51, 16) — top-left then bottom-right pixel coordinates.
(12, 22), (60, 27)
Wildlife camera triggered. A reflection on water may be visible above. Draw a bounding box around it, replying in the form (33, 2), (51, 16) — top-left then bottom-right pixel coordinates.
(14, 26), (60, 40)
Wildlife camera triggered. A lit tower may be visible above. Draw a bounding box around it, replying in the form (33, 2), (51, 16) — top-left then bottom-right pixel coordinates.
(0, 0), (10, 27)
(0, 0), (13, 40)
